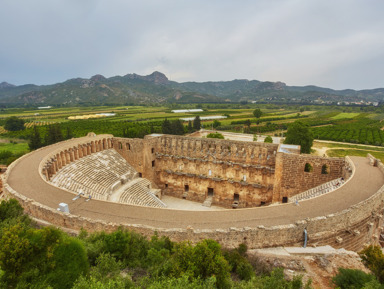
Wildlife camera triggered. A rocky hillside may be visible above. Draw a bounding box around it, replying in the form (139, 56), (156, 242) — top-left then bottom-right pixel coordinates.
(251, 246), (370, 289)
(0, 72), (221, 106)
(1, 71), (384, 106)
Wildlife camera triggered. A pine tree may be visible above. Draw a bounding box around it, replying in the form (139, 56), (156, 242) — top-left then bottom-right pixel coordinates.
(188, 120), (193, 132)
(65, 127), (73, 139)
(45, 124), (63, 145)
(193, 116), (201, 131)
(55, 124), (64, 142)
(162, 119), (172, 134)
(45, 125), (56, 145)
(171, 119), (185, 135)
(28, 126), (42, 150)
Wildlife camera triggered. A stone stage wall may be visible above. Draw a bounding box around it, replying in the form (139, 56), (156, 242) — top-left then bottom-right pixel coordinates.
(114, 135), (347, 207)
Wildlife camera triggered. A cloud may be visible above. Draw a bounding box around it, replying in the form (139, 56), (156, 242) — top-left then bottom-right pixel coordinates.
(1, 0), (384, 89)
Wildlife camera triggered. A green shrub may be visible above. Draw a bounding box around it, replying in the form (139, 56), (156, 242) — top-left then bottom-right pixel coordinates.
(0, 199), (24, 222)
(160, 239), (230, 288)
(332, 268), (377, 289)
(206, 132), (224, 139)
(359, 245), (384, 283)
(264, 136), (273, 143)
(46, 238), (89, 289)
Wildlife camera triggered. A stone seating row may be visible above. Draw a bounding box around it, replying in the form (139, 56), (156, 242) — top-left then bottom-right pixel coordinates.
(49, 148), (166, 208)
(118, 178), (166, 208)
(289, 178), (345, 203)
(50, 149), (136, 197)
(51, 173), (107, 201)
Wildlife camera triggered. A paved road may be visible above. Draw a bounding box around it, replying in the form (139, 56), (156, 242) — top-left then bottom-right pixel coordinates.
(6, 138), (384, 230)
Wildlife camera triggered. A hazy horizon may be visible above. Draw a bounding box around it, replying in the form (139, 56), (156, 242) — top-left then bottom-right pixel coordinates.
(1, 0), (384, 90)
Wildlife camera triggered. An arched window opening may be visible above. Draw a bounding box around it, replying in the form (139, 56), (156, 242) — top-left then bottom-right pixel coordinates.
(304, 163), (313, 173)
(321, 164), (330, 174)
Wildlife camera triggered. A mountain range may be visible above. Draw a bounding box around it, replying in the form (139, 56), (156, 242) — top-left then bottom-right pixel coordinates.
(1, 71), (383, 106)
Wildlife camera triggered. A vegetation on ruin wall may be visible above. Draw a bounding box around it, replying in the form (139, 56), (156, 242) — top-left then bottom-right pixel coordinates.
(0, 199), (311, 289)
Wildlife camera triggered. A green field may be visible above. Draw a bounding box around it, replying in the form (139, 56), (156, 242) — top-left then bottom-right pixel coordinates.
(331, 112), (361, 119)
(1, 103), (384, 161)
(0, 141), (29, 154)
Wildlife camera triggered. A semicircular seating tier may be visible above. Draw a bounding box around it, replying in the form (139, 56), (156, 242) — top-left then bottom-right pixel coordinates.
(49, 149), (166, 208)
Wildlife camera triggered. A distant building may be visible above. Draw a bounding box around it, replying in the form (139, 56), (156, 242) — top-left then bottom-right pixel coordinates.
(38, 106), (52, 109)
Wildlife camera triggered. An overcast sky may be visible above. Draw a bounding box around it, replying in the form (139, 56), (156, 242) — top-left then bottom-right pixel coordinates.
(1, 0), (384, 90)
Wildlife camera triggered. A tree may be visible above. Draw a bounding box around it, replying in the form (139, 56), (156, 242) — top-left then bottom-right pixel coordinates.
(4, 116), (25, 131)
(65, 127), (73, 139)
(193, 116), (201, 131)
(332, 268), (378, 289)
(253, 108), (262, 119)
(187, 120), (193, 132)
(212, 120), (221, 128)
(0, 224), (32, 286)
(253, 134), (257, 141)
(45, 124), (64, 145)
(284, 121), (313, 153)
(170, 119), (185, 135)
(165, 240), (230, 288)
(359, 245), (384, 283)
(244, 119), (251, 128)
(28, 126), (42, 150)
(162, 119), (172, 134)
(264, 136), (273, 143)
(0, 199), (24, 222)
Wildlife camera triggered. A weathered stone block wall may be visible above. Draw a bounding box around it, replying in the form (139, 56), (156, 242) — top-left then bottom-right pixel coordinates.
(273, 153), (345, 202)
(112, 137), (145, 174)
(158, 169), (273, 208)
(158, 135), (279, 166)
(113, 136), (159, 186)
(113, 135), (278, 207)
(156, 136), (278, 207)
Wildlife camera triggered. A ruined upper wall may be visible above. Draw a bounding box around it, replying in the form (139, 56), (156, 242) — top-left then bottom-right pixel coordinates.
(157, 135), (279, 167)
